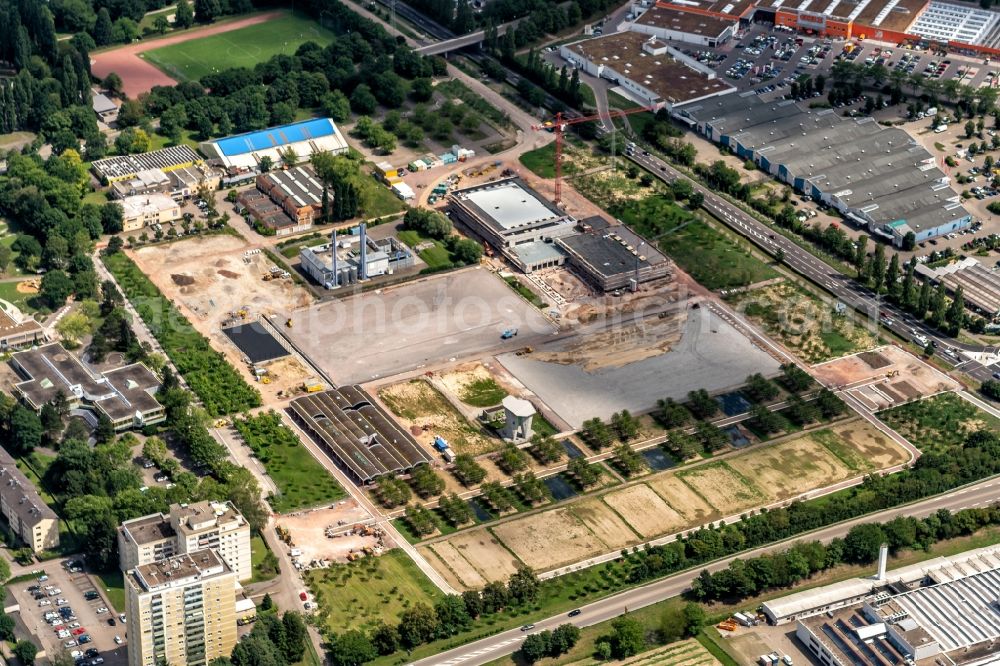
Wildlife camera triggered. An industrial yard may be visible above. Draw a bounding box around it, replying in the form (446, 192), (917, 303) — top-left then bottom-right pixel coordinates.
(416, 419), (908, 589)
(285, 268), (556, 385)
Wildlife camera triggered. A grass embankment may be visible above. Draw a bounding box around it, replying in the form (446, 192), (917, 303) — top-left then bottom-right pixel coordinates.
(612, 197), (777, 291)
(232, 411), (346, 513)
(103, 252), (261, 416)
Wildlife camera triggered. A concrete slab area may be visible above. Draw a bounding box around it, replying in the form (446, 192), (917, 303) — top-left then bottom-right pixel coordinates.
(286, 268), (557, 385)
(498, 307), (781, 427)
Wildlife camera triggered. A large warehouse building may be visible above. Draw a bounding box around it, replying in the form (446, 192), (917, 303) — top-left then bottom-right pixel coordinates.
(766, 545), (1000, 666)
(560, 32), (733, 110)
(200, 118), (349, 170)
(92, 145), (202, 184)
(289, 387), (432, 483)
(640, 0), (1000, 52)
(674, 93), (972, 246)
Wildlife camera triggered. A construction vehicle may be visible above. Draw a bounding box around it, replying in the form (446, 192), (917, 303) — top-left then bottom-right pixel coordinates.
(717, 620), (738, 632)
(501, 327), (518, 339)
(304, 383), (324, 393)
(285, 318), (293, 328)
(214, 419), (230, 428)
(531, 105), (652, 204)
(261, 376), (271, 384)
(515, 346), (533, 356)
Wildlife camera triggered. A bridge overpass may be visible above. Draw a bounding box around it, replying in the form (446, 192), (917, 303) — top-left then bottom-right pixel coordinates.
(414, 23), (513, 55)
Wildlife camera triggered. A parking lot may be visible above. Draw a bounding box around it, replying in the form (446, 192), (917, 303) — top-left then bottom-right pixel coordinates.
(9, 559), (128, 666)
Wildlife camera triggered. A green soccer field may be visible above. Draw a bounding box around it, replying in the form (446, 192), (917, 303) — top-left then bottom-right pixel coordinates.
(143, 14), (336, 82)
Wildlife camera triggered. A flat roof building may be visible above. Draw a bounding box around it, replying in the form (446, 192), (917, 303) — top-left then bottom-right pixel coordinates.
(300, 225), (414, 289)
(119, 501), (252, 582)
(448, 178), (577, 272)
(117, 194), (182, 233)
(0, 446), (58, 553)
(675, 94), (973, 247)
(109, 165), (223, 201)
(125, 550), (237, 666)
(917, 257), (1000, 317)
(627, 5), (737, 46)
(92, 145), (201, 184)
(289, 387), (433, 483)
(560, 32), (734, 110)
(557, 217), (672, 292)
(0, 307), (44, 351)
(10, 343), (164, 431)
(200, 118), (349, 170)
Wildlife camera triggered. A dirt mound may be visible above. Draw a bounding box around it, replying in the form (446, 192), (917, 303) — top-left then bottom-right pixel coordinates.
(171, 274), (195, 286)
(15, 280), (38, 294)
(859, 351), (891, 369)
(218, 270), (239, 279)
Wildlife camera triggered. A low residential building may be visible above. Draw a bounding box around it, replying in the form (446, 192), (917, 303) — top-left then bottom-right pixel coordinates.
(10, 343), (165, 431)
(118, 501), (252, 581)
(125, 550), (237, 666)
(118, 194), (182, 233)
(92, 93), (118, 123)
(560, 32), (733, 110)
(0, 446), (59, 553)
(0, 307), (44, 351)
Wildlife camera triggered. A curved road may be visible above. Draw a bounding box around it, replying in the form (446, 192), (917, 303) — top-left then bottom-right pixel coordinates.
(412, 477), (1000, 666)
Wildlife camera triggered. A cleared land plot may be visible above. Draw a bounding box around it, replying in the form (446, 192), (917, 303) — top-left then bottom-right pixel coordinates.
(727, 435), (851, 502)
(677, 463), (766, 514)
(288, 268), (555, 385)
(602, 484), (685, 539)
(443, 529), (521, 580)
(811, 345), (959, 402)
(817, 421), (910, 470)
(570, 498), (641, 549)
(499, 307), (780, 428)
(618, 640), (723, 666)
(277, 501), (376, 564)
(728, 282), (877, 363)
(306, 550), (442, 633)
(491, 508), (600, 571)
(438, 363), (509, 408)
(421, 540), (488, 590)
(378, 378), (498, 456)
(879, 392), (1000, 454)
(144, 14), (335, 82)
(646, 476), (719, 525)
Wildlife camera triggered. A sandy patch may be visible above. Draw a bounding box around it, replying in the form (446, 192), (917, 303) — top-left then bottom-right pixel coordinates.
(418, 546), (469, 592)
(422, 541), (488, 589)
(677, 463), (766, 514)
(378, 379), (499, 455)
(15, 280), (38, 294)
(602, 484), (687, 539)
(447, 529), (521, 580)
(646, 475), (719, 525)
(491, 508), (601, 571)
(570, 498), (641, 549)
(727, 437), (851, 502)
(276, 500), (377, 564)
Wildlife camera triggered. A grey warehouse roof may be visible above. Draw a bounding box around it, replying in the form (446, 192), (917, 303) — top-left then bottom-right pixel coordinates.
(461, 181), (563, 231)
(289, 387), (432, 482)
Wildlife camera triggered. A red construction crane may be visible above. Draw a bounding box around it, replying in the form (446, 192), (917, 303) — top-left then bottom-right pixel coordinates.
(531, 106), (653, 205)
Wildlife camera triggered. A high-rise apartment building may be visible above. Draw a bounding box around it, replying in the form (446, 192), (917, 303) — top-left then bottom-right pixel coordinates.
(125, 549), (237, 666)
(118, 501), (252, 581)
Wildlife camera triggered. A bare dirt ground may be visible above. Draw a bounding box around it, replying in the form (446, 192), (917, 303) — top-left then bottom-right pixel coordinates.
(646, 476), (720, 526)
(811, 345), (960, 410)
(569, 498), (641, 550)
(90, 11), (284, 97)
(377, 378), (500, 456)
(676, 463), (767, 514)
(276, 500), (379, 565)
(824, 421), (910, 470)
(421, 541), (488, 590)
(491, 508), (599, 571)
(129, 235), (315, 403)
(602, 484), (686, 539)
(727, 436), (852, 503)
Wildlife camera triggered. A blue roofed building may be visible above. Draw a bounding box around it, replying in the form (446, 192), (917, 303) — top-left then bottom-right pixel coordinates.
(199, 117), (349, 170)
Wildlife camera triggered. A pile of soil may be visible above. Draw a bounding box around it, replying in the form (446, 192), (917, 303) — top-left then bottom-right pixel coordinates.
(218, 270), (239, 279)
(171, 274), (195, 286)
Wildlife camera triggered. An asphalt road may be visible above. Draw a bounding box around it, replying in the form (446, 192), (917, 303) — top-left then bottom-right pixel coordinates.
(624, 150), (1000, 384)
(411, 477), (1000, 666)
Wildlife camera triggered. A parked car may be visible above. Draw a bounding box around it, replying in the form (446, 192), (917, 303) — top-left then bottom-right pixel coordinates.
(78, 635), (92, 644)
(119, 613), (126, 623)
(114, 636), (123, 645)
(95, 607), (108, 615)
(107, 618), (116, 627)
(72, 628), (86, 636)
(64, 640), (78, 648)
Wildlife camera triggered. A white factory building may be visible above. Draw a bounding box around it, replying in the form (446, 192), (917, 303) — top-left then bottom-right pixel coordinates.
(299, 223), (415, 289)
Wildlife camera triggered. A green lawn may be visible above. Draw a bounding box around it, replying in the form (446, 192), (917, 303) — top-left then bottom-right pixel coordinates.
(306, 550), (442, 634)
(397, 229), (453, 270)
(519, 144), (557, 179)
(460, 378), (508, 408)
(251, 533), (279, 582)
(15, 453), (56, 507)
(613, 196), (778, 290)
(96, 571), (126, 613)
(504, 276), (547, 309)
(143, 14), (336, 82)
(879, 392), (1000, 455)
(0, 281), (41, 315)
(233, 411), (347, 513)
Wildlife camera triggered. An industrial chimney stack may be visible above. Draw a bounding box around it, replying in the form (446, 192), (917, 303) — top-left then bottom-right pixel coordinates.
(330, 231), (338, 287)
(359, 223), (368, 280)
(876, 543), (888, 581)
